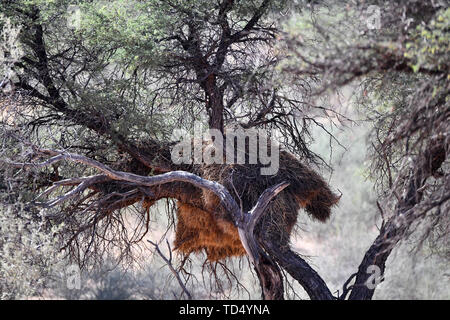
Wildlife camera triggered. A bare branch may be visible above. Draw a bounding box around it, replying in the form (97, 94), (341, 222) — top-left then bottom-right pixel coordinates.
(148, 239), (193, 300)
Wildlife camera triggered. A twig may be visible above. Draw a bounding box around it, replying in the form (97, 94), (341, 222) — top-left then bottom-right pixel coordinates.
(148, 239), (193, 300)
(339, 272), (357, 300)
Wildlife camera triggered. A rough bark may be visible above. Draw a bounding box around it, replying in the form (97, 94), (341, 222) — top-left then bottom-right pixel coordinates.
(263, 240), (334, 300)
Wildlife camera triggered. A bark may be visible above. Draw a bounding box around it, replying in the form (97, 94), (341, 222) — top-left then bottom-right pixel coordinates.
(263, 240), (334, 300)
(204, 74), (224, 133)
(238, 182), (290, 300)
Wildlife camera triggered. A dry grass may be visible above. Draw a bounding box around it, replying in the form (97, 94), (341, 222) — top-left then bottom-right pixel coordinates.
(169, 136), (340, 261)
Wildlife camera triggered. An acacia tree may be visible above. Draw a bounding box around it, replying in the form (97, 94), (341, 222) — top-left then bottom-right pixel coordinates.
(0, 0), (448, 300)
(282, 0), (449, 299)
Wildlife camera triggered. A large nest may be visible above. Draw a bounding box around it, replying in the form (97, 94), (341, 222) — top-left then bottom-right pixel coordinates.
(173, 136), (340, 261)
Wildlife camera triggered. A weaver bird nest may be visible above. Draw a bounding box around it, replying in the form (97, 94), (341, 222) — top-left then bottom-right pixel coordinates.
(166, 139), (340, 261)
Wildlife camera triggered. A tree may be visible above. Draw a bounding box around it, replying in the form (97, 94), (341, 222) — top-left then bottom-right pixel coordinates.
(282, 0), (449, 299)
(0, 0), (448, 300)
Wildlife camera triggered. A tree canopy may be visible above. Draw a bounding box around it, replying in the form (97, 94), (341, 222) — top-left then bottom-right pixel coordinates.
(0, 0), (448, 300)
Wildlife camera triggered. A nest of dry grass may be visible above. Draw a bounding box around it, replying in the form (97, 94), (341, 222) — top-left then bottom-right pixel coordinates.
(172, 136), (340, 261)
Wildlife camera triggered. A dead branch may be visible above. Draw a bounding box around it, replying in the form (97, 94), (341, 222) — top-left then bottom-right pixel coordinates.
(3, 148), (293, 299)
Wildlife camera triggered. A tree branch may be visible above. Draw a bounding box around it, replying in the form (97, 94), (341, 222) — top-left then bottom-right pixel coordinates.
(148, 239), (193, 300)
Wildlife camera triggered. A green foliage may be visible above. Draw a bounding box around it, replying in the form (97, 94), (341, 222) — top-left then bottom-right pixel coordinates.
(0, 14), (23, 85)
(78, 1), (161, 67)
(404, 8), (450, 74)
(0, 205), (64, 299)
